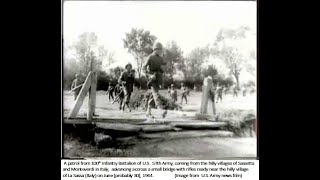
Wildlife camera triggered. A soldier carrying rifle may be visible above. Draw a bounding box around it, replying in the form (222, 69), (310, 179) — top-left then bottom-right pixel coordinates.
(216, 85), (224, 103)
(169, 84), (178, 103)
(180, 83), (188, 104)
(143, 42), (168, 118)
(70, 73), (82, 100)
(106, 82), (115, 101)
(118, 63), (135, 112)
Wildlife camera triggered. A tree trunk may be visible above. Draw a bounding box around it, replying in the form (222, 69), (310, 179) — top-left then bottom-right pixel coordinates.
(136, 56), (142, 79)
(170, 63), (174, 84)
(234, 74), (240, 89)
(139, 59), (142, 79)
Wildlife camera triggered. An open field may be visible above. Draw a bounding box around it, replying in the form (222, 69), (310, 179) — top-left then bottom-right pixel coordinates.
(63, 89), (256, 119)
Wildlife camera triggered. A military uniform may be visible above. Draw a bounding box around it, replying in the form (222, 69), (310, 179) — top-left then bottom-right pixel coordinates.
(242, 89), (247, 97)
(217, 86), (223, 102)
(233, 87), (238, 97)
(169, 85), (178, 102)
(118, 68), (135, 111)
(107, 84), (115, 101)
(114, 84), (121, 97)
(143, 53), (167, 109)
(71, 76), (81, 100)
(180, 85), (188, 104)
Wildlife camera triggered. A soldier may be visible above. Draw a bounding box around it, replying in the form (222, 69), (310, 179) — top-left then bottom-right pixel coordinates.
(193, 84), (197, 92)
(143, 42), (168, 118)
(216, 86), (224, 103)
(180, 83), (188, 104)
(250, 88), (255, 95)
(169, 84), (178, 102)
(243, 88), (247, 97)
(106, 82), (115, 101)
(233, 86), (238, 98)
(224, 85), (228, 95)
(114, 83), (121, 97)
(118, 63), (135, 112)
(71, 73), (81, 100)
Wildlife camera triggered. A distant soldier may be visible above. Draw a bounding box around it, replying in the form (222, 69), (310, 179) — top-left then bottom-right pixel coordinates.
(243, 88), (247, 97)
(250, 88), (256, 95)
(169, 84), (178, 102)
(216, 86), (224, 103)
(106, 82), (115, 101)
(224, 85), (228, 95)
(118, 63), (135, 112)
(233, 86), (239, 98)
(193, 84), (197, 92)
(186, 87), (191, 96)
(180, 83), (188, 104)
(71, 73), (81, 100)
(143, 42), (168, 118)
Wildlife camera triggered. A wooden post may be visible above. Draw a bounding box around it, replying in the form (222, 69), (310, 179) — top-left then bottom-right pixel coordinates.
(87, 71), (97, 120)
(200, 76), (216, 116)
(200, 83), (209, 114)
(67, 72), (92, 119)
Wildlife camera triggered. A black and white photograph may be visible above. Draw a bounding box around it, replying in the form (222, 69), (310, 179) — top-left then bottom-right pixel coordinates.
(62, 0), (257, 159)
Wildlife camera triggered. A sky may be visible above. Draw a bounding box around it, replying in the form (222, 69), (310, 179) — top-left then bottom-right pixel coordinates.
(63, 1), (256, 82)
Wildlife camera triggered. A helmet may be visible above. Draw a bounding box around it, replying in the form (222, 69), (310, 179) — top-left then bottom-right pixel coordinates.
(125, 63), (132, 69)
(181, 83), (184, 85)
(171, 84), (174, 87)
(153, 42), (163, 50)
(75, 73), (80, 77)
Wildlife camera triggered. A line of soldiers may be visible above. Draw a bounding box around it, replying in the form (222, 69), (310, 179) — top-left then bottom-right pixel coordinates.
(167, 83), (190, 105)
(70, 41), (256, 119)
(106, 63), (135, 112)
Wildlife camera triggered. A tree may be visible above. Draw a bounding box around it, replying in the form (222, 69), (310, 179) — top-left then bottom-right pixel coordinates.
(123, 28), (157, 79)
(73, 32), (102, 75)
(185, 46), (210, 82)
(98, 45), (115, 66)
(162, 41), (184, 83)
(213, 74), (225, 85)
(63, 57), (81, 89)
(202, 64), (218, 79)
(109, 66), (125, 80)
(212, 26), (252, 89)
(224, 77), (234, 87)
(246, 80), (256, 87)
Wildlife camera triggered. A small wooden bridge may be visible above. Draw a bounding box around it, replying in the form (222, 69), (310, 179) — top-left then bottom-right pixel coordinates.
(64, 72), (235, 148)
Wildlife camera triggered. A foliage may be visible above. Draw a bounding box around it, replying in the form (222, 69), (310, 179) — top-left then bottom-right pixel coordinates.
(73, 32), (102, 75)
(212, 26), (253, 88)
(123, 28), (157, 78)
(184, 45), (210, 82)
(162, 41), (184, 83)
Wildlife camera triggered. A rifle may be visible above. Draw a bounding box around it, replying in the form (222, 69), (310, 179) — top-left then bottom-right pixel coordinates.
(111, 89), (123, 104)
(68, 84), (83, 94)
